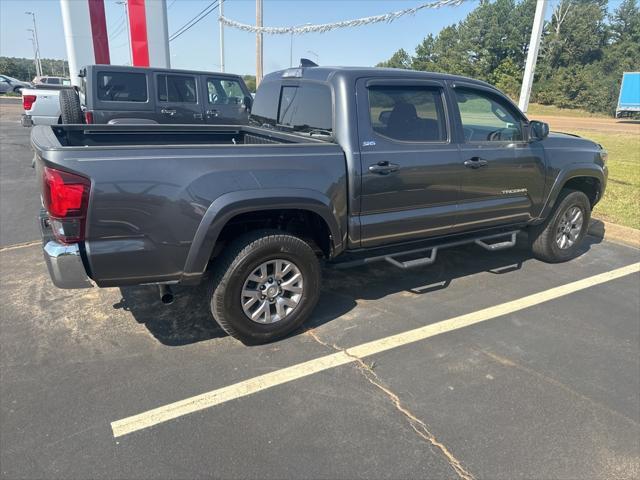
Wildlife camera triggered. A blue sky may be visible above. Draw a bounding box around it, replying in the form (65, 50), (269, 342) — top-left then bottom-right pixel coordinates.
(0, 0), (625, 76)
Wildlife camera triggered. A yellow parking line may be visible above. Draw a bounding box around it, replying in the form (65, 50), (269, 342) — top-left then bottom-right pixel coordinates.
(111, 262), (640, 438)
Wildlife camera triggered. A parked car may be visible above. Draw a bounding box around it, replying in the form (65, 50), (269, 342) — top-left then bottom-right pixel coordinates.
(21, 84), (72, 126)
(0, 74), (31, 94)
(58, 65), (253, 125)
(32, 65), (607, 345)
(32, 76), (71, 86)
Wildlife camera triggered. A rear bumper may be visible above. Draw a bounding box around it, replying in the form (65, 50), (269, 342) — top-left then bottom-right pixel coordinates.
(40, 211), (93, 289)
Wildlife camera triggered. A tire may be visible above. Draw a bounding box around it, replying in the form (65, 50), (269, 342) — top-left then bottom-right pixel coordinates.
(59, 88), (83, 124)
(208, 230), (321, 345)
(529, 189), (591, 263)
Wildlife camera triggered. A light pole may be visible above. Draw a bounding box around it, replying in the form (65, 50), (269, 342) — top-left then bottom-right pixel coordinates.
(116, 1), (132, 66)
(27, 30), (39, 79)
(25, 11), (42, 76)
(256, 0), (263, 87)
(219, 0), (225, 72)
(518, 0), (548, 113)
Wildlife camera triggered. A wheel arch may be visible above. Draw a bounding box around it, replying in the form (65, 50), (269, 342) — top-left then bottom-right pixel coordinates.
(537, 165), (605, 222)
(182, 189), (344, 282)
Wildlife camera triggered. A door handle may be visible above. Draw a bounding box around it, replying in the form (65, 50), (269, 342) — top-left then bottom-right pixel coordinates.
(206, 109), (219, 117)
(464, 157), (488, 169)
(161, 108), (176, 116)
(369, 161), (399, 175)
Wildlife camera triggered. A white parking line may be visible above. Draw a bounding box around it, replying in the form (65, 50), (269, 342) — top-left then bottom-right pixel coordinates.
(111, 262), (640, 438)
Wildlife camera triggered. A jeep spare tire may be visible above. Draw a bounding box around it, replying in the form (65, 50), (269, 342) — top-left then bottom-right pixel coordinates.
(59, 88), (83, 124)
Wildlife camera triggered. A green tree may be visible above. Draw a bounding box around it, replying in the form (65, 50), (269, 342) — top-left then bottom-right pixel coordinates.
(376, 48), (412, 69)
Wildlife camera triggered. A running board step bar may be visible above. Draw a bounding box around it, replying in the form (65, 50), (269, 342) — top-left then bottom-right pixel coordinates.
(332, 230), (520, 270)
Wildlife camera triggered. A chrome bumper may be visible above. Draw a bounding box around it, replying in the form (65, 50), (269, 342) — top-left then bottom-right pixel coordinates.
(40, 212), (93, 289)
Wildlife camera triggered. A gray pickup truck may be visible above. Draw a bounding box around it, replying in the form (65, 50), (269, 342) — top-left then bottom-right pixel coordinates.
(32, 66), (608, 344)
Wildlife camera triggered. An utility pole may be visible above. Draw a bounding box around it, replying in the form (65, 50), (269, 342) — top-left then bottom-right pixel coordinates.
(518, 0), (547, 113)
(219, 0), (225, 72)
(25, 12), (42, 77)
(256, 0), (263, 87)
(289, 32), (293, 67)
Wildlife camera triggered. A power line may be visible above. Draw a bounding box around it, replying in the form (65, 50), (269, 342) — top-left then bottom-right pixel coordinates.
(169, 1), (219, 42)
(168, 0), (177, 9)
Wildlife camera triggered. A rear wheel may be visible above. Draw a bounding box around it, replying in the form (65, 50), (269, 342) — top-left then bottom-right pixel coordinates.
(59, 88), (83, 124)
(529, 189), (591, 263)
(208, 230), (321, 345)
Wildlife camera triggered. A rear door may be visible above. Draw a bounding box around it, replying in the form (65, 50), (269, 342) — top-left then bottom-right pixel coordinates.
(203, 76), (250, 124)
(155, 73), (204, 123)
(356, 78), (461, 248)
(452, 84), (546, 230)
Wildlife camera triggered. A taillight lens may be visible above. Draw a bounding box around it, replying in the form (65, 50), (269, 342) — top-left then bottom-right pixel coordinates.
(42, 166), (90, 243)
(84, 110), (93, 124)
(23, 94), (36, 111)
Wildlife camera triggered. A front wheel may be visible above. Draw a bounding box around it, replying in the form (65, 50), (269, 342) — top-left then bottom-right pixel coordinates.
(529, 189), (591, 263)
(208, 230), (321, 345)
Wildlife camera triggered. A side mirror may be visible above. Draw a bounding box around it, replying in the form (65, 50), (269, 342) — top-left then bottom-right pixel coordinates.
(529, 120), (549, 140)
(243, 95), (253, 111)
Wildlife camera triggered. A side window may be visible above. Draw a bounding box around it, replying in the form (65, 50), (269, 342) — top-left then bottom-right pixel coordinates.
(157, 74), (197, 103)
(49, 78), (61, 85)
(368, 85), (446, 142)
(97, 72), (147, 102)
(455, 89), (523, 142)
(276, 83), (332, 133)
(207, 78), (245, 105)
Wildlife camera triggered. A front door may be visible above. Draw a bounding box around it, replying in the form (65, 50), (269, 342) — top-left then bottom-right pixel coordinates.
(203, 76), (250, 125)
(452, 85), (546, 230)
(357, 79), (461, 248)
(155, 73), (204, 124)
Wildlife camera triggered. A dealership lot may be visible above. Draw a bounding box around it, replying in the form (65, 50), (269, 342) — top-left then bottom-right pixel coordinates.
(1, 97), (639, 479)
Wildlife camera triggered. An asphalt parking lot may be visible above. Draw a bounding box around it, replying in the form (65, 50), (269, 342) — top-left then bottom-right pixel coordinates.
(1, 96), (639, 479)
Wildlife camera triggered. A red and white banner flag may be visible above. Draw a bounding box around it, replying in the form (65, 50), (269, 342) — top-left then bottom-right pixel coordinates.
(127, 0), (170, 68)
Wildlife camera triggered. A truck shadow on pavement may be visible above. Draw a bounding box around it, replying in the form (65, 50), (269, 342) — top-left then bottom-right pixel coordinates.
(114, 233), (602, 346)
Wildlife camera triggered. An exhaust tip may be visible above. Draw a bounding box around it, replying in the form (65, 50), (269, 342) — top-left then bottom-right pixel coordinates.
(158, 284), (174, 305)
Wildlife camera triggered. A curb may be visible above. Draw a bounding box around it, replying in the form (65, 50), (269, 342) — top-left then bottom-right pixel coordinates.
(588, 218), (640, 249)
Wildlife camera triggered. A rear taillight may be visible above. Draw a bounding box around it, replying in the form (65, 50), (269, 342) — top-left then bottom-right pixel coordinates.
(42, 166), (91, 244)
(23, 94), (36, 111)
(84, 110), (93, 124)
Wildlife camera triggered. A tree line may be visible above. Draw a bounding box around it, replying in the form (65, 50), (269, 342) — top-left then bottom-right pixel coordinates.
(0, 56), (69, 81)
(377, 0), (640, 115)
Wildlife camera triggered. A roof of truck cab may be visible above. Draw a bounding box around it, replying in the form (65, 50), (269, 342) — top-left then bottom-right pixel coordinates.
(265, 66), (496, 89)
(83, 64), (244, 78)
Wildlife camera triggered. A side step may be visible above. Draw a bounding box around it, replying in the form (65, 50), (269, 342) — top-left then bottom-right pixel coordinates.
(333, 230), (520, 270)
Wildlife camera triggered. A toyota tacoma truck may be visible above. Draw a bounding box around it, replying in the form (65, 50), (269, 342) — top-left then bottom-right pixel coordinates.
(32, 65), (608, 344)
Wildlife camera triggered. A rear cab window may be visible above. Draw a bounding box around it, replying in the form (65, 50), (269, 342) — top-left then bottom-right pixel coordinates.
(97, 72), (147, 102)
(250, 79), (333, 137)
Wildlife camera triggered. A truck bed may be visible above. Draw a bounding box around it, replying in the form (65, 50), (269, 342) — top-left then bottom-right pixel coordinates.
(32, 124), (347, 287)
(46, 124), (329, 148)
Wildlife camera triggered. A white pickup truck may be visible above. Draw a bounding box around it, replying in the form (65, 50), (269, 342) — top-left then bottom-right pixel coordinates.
(21, 86), (67, 126)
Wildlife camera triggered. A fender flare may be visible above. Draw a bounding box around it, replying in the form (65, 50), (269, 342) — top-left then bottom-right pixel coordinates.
(537, 163), (606, 221)
(182, 188), (344, 279)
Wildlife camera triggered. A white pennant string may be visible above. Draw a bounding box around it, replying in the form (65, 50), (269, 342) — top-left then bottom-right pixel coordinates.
(219, 0), (465, 35)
